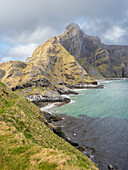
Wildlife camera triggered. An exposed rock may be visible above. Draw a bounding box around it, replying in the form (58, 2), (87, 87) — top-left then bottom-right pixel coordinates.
(58, 23), (128, 78)
(108, 164), (114, 169)
(25, 93), (70, 103)
(0, 35), (98, 104)
(55, 85), (79, 94)
(50, 115), (63, 122)
(42, 111), (63, 123)
(40, 108), (86, 152)
(0, 69), (5, 79)
(25, 57), (31, 62)
(48, 120), (85, 152)
(30, 37), (94, 87)
(67, 84), (104, 89)
(41, 111), (52, 122)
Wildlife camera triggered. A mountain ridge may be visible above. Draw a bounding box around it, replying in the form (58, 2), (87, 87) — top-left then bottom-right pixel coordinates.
(0, 35), (100, 104)
(59, 23), (128, 78)
(1, 23), (127, 104)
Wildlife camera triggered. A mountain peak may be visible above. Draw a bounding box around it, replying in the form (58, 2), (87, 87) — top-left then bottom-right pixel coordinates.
(66, 23), (80, 30)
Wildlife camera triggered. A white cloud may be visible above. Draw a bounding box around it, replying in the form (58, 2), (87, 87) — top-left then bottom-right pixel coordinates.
(0, 26), (62, 63)
(80, 18), (108, 36)
(0, 43), (38, 63)
(4, 26), (60, 45)
(0, 0), (124, 35)
(103, 26), (126, 44)
(8, 43), (38, 58)
(0, 0), (128, 63)
(1, 56), (13, 62)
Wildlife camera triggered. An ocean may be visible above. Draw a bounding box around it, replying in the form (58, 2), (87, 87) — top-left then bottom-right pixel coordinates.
(51, 80), (128, 169)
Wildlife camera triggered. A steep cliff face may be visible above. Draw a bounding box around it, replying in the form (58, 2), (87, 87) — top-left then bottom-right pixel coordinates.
(29, 37), (94, 87)
(105, 45), (128, 77)
(0, 37), (97, 103)
(59, 23), (128, 78)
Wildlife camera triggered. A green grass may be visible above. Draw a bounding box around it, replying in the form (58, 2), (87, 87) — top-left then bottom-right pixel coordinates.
(0, 82), (98, 170)
(39, 162), (57, 170)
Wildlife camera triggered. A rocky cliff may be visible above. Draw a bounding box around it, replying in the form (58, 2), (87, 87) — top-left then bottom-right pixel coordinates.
(59, 23), (128, 78)
(0, 36), (99, 103)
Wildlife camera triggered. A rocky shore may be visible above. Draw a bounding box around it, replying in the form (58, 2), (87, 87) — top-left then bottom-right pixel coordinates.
(23, 83), (103, 104)
(24, 91), (71, 103)
(41, 111), (85, 152)
(97, 78), (128, 81)
(43, 110), (118, 170)
(38, 83), (123, 170)
(68, 84), (104, 89)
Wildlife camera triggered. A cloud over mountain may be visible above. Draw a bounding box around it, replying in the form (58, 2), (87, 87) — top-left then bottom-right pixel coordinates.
(0, 0), (128, 62)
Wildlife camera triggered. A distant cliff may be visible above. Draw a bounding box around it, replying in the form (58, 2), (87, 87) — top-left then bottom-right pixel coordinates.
(1, 23), (126, 103)
(59, 23), (128, 78)
(0, 36), (98, 103)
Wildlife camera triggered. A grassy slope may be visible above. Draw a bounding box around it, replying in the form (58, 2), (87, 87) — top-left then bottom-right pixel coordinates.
(0, 61), (32, 89)
(0, 37), (95, 97)
(0, 82), (98, 170)
(31, 37), (94, 85)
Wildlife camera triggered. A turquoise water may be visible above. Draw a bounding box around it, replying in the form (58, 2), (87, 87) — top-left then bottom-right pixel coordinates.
(52, 80), (128, 119)
(51, 80), (128, 169)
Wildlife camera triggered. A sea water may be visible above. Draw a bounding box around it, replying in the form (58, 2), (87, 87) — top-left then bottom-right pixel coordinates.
(51, 80), (128, 169)
(52, 80), (128, 119)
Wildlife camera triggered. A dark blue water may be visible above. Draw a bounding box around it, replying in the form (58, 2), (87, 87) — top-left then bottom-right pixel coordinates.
(51, 80), (128, 170)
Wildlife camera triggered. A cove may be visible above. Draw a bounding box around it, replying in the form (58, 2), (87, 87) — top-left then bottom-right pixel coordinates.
(52, 80), (128, 119)
(51, 80), (128, 169)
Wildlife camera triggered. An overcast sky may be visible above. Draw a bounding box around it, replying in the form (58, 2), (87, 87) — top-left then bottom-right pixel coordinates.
(0, 0), (128, 63)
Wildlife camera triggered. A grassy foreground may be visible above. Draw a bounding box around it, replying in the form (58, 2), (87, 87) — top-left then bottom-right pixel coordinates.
(0, 82), (98, 170)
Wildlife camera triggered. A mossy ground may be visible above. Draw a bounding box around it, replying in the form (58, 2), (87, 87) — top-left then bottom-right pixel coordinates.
(0, 82), (98, 170)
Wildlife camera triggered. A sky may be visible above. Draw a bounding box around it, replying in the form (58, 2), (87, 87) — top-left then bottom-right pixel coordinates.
(0, 0), (128, 63)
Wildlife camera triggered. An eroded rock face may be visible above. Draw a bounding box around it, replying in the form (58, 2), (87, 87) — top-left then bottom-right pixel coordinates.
(59, 23), (128, 78)
(59, 23), (85, 59)
(25, 90), (70, 103)
(27, 36), (95, 87)
(0, 69), (6, 79)
(106, 45), (128, 77)
(0, 36), (97, 103)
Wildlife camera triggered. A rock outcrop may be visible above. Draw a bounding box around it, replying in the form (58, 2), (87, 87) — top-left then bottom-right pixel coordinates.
(0, 36), (99, 103)
(59, 23), (128, 78)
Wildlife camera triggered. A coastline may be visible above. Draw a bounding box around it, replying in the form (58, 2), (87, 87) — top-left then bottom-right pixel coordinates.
(38, 85), (102, 168)
(38, 88), (90, 149)
(39, 83), (104, 112)
(38, 80), (126, 170)
(96, 78), (128, 81)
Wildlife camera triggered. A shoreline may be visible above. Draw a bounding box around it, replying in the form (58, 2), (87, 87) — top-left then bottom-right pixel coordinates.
(96, 78), (128, 81)
(40, 101), (68, 113)
(39, 82), (105, 113)
(35, 78), (128, 111)
(39, 78), (115, 113)
(39, 86), (102, 167)
(41, 110), (85, 152)
(38, 80), (125, 169)
(39, 89), (89, 151)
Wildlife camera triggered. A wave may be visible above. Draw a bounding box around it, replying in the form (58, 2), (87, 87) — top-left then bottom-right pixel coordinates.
(40, 103), (58, 112)
(72, 89), (87, 92)
(69, 100), (76, 104)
